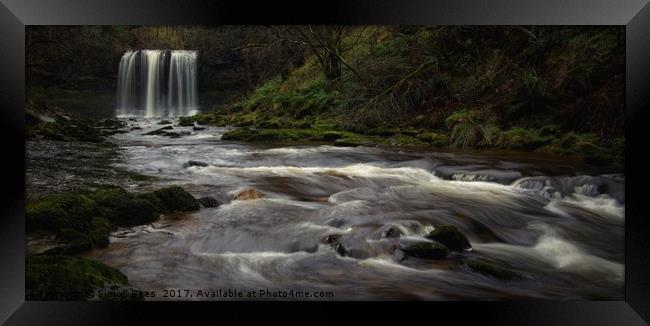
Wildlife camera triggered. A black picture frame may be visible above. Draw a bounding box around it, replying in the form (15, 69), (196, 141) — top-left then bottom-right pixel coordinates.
(2, 0), (649, 324)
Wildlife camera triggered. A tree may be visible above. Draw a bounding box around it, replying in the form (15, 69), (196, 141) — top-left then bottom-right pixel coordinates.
(234, 26), (361, 81)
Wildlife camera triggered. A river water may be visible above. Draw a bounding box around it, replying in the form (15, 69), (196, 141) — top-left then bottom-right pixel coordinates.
(88, 117), (624, 300)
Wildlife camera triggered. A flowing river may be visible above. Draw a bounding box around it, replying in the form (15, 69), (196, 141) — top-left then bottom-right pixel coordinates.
(87, 117), (624, 300)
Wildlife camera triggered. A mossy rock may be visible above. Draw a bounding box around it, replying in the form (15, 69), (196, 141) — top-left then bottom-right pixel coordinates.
(198, 196), (220, 208)
(425, 225), (472, 252)
(222, 128), (316, 142)
(366, 128), (397, 136)
(91, 188), (158, 226)
(58, 218), (110, 253)
(322, 131), (343, 141)
(26, 255), (138, 301)
(89, 217), (111, 248)
(98, 119), (126, 130)
(257, 118), (282, 129)
(152, 186), (200, 213)
(221, 128), (258, 141)
(400, 240), (449, 260)
(417, 132), (449, 147)
(466, 258), (524, 281)
(26, 194), (96, 233)
(137, 192), (164, 209)
(58, 228), (93, 254)
(333, 135), (375, 147)
(293, 120), (313, 129)
(178, 117), (196, 127)
(399, 128), (422, 136)
(386, 134), (428, 146)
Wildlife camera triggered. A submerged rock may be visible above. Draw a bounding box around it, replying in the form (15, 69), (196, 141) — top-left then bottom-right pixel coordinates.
(158, 120), (172, 125)
(335, 243), (347, 256)
(400, 240), (449, 260)
(143, 126), (173, 135)
(184, 160), (209, 168)
(198, 196), (220, 208)
(321, 234), (342, 244)
(233, 188), (266, 200)
(465, 258), (523, 281)
(381, 225), (403, 239)
(425, 225), (472, 252)
(193, 126), (206, 131)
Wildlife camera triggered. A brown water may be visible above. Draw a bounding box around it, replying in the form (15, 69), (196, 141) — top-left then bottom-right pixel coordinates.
(83, 117), (624, 300)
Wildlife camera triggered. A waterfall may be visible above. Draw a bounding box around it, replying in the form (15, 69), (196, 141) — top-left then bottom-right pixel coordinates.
(116, 50), (198, 117)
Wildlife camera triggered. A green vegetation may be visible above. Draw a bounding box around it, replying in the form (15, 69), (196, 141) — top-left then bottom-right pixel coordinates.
(26, 186), (200, 253)
(151, 186), (201, 213)
(25, 185), (202, 300)
(26, 255), (142, 301)
(90, 188), (159, 226)
(25, 26), (624, 168)
(179, 26), (623, 167)
(26, 100), (127, 143)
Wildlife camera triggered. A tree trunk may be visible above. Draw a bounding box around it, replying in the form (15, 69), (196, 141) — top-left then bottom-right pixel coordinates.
(324, 52), (341, 80)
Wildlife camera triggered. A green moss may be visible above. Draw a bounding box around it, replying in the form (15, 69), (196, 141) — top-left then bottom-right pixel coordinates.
(362, 128), (397, 136)
(496, 128), (552, 150)
(385, 134), (428, 146)
(26, 255), (138, 301)
(89, 217), (111, 248)
(58, 228), (93, 254)
(322, 131), (343, 141)
(152, 186), (200, 213)
(90, 188), (158, 226)
(333, 134), (376, 147)
(222, 127), (321, 142)
(26, 194), (96, 233)
(399, 128), (421, 136)
(178, 116), (196, 126)
(137, 192), (164, 209)
(416, 132), (449, 147)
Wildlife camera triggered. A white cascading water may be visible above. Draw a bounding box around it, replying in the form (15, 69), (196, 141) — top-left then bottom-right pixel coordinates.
(116, 50), (198, 117)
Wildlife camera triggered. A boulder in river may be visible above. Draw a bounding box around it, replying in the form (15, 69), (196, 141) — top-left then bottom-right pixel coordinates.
(233, 188), (266, 200)
(184, 160), (209, 168)
(381, 225), (403, 239)
(151, 186), (201, 212)
(334, 243), (347, 256)
(400, 240), (449, 260)
(198, 196), (220, 208)
(322, 131), (343, 141)
(193, 126), (206, 131)
(158, 120), (172, 125)
(465, 258), (523, 281)
(425, 225), (472, 252)
(144, 126), (173, 135)
(321, 234), (342, 244)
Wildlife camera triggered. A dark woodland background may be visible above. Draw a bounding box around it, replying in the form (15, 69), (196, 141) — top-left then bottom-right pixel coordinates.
(26, 26), (625, 163)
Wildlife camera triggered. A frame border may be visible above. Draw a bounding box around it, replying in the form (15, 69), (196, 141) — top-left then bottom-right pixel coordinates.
(2, 0), (649, 324)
